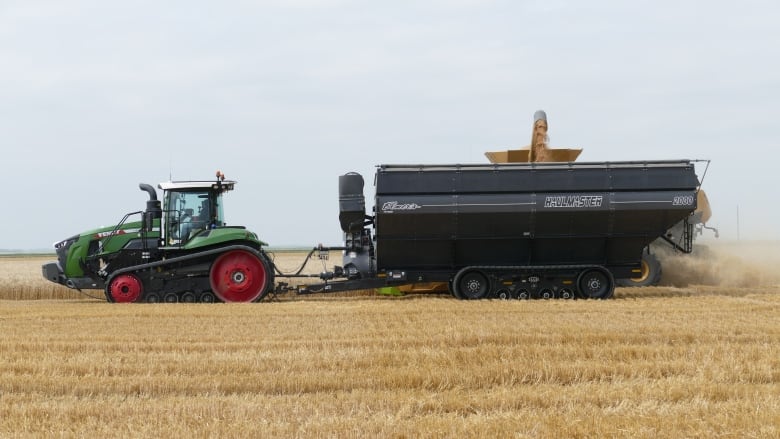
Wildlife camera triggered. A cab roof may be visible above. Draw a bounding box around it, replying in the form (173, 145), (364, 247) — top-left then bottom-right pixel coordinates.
(157, 180), (236, 191)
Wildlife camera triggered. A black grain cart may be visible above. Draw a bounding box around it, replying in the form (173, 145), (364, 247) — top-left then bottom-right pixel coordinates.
(297, 160), (700, 299)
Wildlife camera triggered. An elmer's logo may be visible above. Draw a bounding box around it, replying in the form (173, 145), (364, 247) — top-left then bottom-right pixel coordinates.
(382, 201), (422, 212)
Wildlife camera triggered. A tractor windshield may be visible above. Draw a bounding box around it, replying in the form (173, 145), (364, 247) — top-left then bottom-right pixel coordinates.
(163, 189), (225, 245)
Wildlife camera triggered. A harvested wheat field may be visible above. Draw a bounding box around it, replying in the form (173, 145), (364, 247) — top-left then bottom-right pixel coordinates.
(1, 243), (779, 438)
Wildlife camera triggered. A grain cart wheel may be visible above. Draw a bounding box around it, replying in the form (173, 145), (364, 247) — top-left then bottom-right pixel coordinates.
(558, 288), (575, 300)
(455, 270), (490, 300)
(181, 292), (197, 303)
(515, 289), (531, 300)
(198, 291), (216, 303)
(496, 289), (511, 300)
(106, 274), (144, 303)
(577, 268), (614, 299)
(209, 249), (270, 303)
(145, 292), (161, 303)
(539, 288), (554, 300)
(616, 253), (662, 287)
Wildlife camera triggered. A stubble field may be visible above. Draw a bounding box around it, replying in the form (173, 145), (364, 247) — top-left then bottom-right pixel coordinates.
(1, 243), (779, 438)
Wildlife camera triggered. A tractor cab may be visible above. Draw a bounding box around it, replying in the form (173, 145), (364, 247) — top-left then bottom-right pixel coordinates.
(158, 178), (235, 246)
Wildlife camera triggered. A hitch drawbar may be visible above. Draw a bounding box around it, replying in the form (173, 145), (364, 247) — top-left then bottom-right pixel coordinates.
(268, 245), (359, 296)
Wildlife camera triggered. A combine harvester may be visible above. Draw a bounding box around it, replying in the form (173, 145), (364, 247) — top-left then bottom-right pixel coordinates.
(42, 118), (708, 302)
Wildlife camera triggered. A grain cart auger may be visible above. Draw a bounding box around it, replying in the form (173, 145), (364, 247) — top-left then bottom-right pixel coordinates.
(42, 171), (276, 303)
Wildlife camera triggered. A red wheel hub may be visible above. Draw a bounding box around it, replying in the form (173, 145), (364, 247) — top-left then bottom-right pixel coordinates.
(108, 274), (143, 303)
(209, 250), (268, 302)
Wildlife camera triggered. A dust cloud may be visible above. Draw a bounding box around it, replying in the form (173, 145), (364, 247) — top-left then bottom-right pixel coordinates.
(658, 241), (780, 287)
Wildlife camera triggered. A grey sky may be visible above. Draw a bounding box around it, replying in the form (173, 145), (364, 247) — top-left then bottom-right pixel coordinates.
(1, 0), (778, 250)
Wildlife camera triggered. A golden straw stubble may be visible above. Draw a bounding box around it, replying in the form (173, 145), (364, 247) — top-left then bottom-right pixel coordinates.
(1, 285), (779, 437)
(1, 245), (779, 437)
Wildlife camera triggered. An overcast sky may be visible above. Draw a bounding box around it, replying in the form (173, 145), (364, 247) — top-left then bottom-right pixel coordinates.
(2, 0), (778, 250)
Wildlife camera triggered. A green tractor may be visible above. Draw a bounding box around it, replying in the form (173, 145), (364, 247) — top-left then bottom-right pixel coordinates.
(42, 172), (274, 303)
